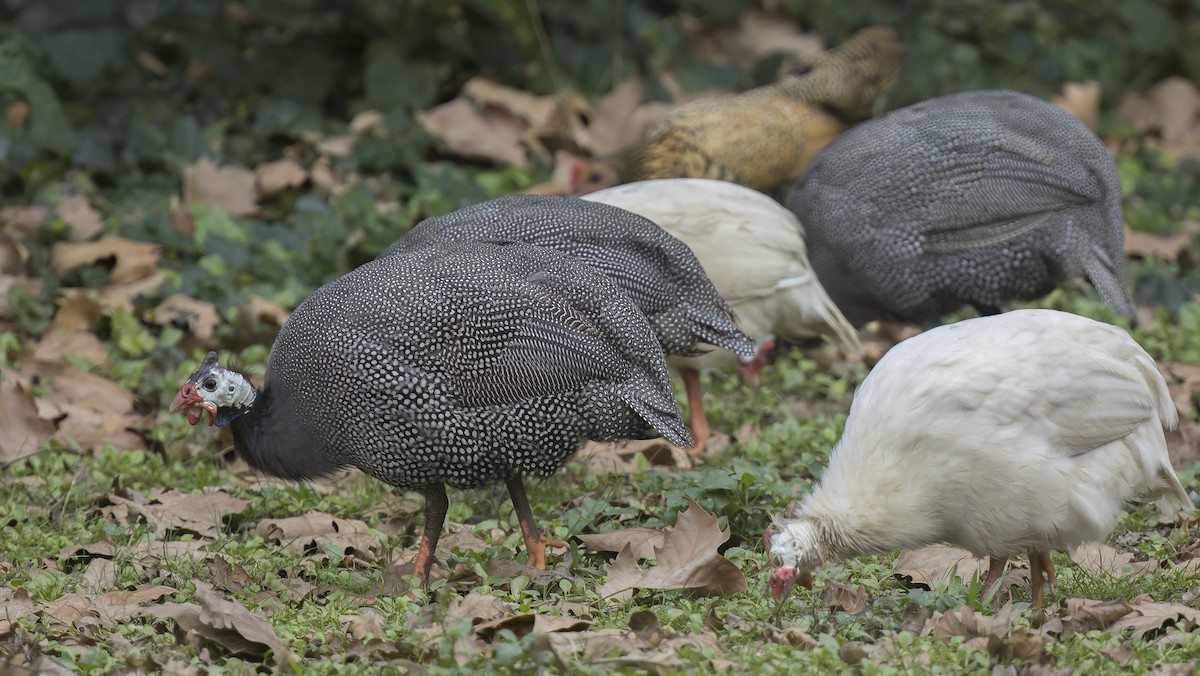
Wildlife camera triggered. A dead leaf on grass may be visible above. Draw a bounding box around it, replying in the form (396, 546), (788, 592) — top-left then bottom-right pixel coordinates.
(684, 8), (823, 70)
(105, 488), (247, 539)
(0, 205), (48, 234)
(893, 545), (987, 588)
(0, 587), (38, 633)
(31, 329), (108, 367)
(821, 580), (867, 615)
(0, 379), (54, 465)
(148, 580), (294, 665)
(254, 511), (379, 559)
(1124, 225), (1194, 262)
(182, 157), (259, 218)
(1053, 598), (1134, 635)
(208, 556), (252, 594)
(578, 528), (664, 560)
(56, 195), (104, 241)
(50, 289), (103, 331)
(255, 158), (308, 197)
(1110, 600), (1200, 640)
(79, 558), (118, 594)
(763, 626), (820, 649)
(1118, 77), (1200, 160)
(42, 585), (176, 632)
(418, 98), (528, 167)
(474, 613), (593, 641)
(340, 606), (389, 644)
(1051, 81), (1101, 130)
(51, 236), (160, 285)
(147, 294), (222, 344)
(1070, 542), (1157, 579)
(596, 499), (746, 601)
(925, 605), (990, 642)
(574, 438), (692, 475)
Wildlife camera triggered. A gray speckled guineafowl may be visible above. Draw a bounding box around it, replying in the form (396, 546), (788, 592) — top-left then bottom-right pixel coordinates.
(171, 240), (690, 588)
(788, 89), (1136, 327)
(382, 194), (756, 455)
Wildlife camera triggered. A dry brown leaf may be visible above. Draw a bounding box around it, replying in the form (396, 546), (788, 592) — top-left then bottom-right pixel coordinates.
(474, 613), (593, 641)
(255, 158), (308, 197)
(986, 626), (1053, 664)
(926, 606), (990, 642)
(448, 591), (511, 626)
(596, 499), (746, 601)
(147, 294), (221, 343)
(96, 272), (165, 312)
(463, 77), (557, 132)
(51, 289), (103, 331)
(108, 489), (248, 539)
(56, 195), (104, 241)
(340, 607), (389, 644)
(1110, 600), (1200, 640)
(148, 580), (294, 665)
(532, 627), (636, 664)
(0, 205), (48, 234)
(1118, 77), (1200, 159)
(1124, 225), (1193, 261)
(573, 438), (692, 475)
(684, 8), (823, 70)
(0, 587), (38, 632)
(349, 110), (386, 136)
(182, 156), (259, 218)
(42, 585), (176, 631)
(31, 329), (108, 366)
(821, 580), (867, 615)
(50, 236), (160, 285)
(124, 539), (211, 565)
(1070, 542), (1157, 579)
(317, 135), (356, 158)
(418, 98), (528, 167)
(254, 511), (378, 557)
(1051, 81), (1101, 130)
(1100, 644), (1135, 666)
(894, 545), (987, 588)
(580, 76), (666, 156)
(629, 609), (663, 644)
(79, 558), (118, 594)
(208, 556), (252, 594)
(0, 379), (54, 465)
(763, 626), (820, 649)
(577, 528), (664, 560)
(1055, 598), (1134, 634)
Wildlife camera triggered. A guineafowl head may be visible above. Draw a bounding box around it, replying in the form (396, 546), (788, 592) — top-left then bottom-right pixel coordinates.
(764, 518), (822, 602)
(170, 351), (257, 427)
(570, 158), (622, 195)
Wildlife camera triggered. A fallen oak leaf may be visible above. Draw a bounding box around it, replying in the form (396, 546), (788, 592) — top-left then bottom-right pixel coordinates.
(1110, 600), (1200, 640)
(474, 613), (593, 641)
(894, 544), (987, 588)
(595, 499), (746, 601)
(182, 157), (258, 218)
(1070, 542), (1157, 579)
(577, 528), (664, 560)
(50, 236), (160, 285)
(1053, 598), (1134, 635)
(0, 379), (54, 466)
(255, 158), (307, 197)
(147, 580), (295, 665)
(821, 580), (867, 615)
(254, 511), (378, 557)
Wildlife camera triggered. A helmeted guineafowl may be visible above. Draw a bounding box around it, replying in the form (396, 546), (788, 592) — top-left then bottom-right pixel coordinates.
(171, 240), (691, 588)
(788, 89), (1137, 327)
(381, 194), (756, 455)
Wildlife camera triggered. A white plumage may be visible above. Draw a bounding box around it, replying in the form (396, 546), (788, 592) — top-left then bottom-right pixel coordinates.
(766, 309), (1192, 607)
(584, 178), (861, 452)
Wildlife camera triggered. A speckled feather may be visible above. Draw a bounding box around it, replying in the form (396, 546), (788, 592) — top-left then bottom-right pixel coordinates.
(381, 194), (756, 361)
(228, 240), (691, 489)
(789, 89), (1136, 326)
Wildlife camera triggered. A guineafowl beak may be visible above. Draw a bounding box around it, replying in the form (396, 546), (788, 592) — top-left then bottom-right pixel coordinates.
(769, 567), (814, 603)
(170, 384), (217, 427)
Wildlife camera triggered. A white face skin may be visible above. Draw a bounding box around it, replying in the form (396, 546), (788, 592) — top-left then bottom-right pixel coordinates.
(765, 520), (822, 602)
(171, 354), (256, 426)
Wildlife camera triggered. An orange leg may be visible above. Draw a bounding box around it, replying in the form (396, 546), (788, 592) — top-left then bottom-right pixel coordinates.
(680, 367), (710, 457)
(505, 477), (565, 569)
(1038, 551), (1056, 592)
(411, 484), (448, 590)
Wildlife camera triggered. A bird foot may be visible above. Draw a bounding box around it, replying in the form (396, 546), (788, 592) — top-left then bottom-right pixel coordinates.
(524, 536), (568, 569)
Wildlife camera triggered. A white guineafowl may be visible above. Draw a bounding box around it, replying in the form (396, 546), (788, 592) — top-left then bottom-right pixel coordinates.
(585, 178), (861, 451)
(765, 309), (1192, 608)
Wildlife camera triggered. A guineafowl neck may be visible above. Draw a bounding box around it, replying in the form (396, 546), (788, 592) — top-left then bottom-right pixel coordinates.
(799, 459), (942, 562)
(229, 383), (343, 482)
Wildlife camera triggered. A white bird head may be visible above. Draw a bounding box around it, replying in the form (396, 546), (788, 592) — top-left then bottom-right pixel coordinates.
(763, 518), (823, 602)
(170, 352), (257, 427)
